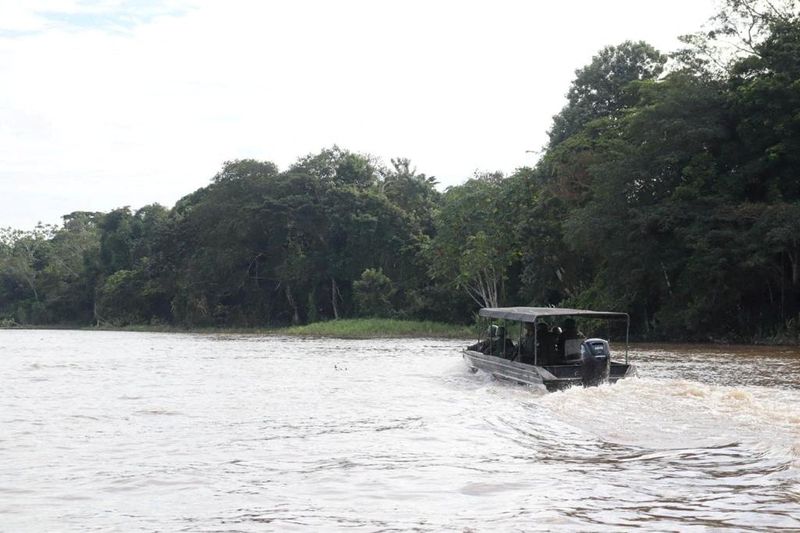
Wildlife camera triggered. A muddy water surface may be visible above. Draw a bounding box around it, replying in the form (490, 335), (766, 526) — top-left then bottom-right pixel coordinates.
(1, 331), (799, 531)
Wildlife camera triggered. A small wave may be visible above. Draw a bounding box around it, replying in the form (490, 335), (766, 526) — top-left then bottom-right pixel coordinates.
(724, 389), (752, 401)
(69, 414), (100, 421)
(459, 481), (530, 496)
(134, 408), (183, 416)
(673, 380), (708, 398)
(245, 415), (425, 442)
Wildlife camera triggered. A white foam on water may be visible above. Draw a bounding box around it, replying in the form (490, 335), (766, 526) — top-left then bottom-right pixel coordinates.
(535, 377), (800, 463)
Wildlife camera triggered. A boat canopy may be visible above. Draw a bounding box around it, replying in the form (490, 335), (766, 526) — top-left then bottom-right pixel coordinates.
(478, 306), (628, 322)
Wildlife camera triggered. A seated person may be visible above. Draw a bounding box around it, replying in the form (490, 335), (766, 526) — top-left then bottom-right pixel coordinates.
(467, 325), (498, 354)
(517, 322), (558, 365)
(557, 318), (585, 362)
(491, 326), (516, 359)
(468, 325), (514, 358)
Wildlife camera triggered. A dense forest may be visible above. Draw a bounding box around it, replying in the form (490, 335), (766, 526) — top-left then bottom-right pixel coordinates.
(2, 0), (800, 342)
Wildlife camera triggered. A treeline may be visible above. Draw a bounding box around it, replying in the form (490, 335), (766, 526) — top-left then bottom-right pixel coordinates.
(2, 0), (800, 342)
(0, 153), (462, 327)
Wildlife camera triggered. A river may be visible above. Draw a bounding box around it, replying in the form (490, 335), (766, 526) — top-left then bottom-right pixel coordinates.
(2, 330), (799, 531)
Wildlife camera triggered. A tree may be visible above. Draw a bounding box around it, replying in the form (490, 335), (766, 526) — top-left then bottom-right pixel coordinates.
(548, 41), (666, 148)
(167, 159), (282, 325)
(353, 268), (395, 317)
(382, 158), (440, 234)
(96, 270), (147, 325)
(428, 173), (519, 310)
(290, 146), (379, 189)
(40, 212), (102, 323)
(0, 225), (56, 322)
(674, 0), (799, 75)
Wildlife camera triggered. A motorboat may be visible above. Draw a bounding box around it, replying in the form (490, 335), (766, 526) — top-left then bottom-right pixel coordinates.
(463, 306), (635, 391)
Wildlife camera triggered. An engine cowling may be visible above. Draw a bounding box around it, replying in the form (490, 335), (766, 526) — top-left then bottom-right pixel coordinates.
(580, 338), (611, 386)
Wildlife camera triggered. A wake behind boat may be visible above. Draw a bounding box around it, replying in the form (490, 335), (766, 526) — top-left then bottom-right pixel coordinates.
(463, 306), (635, 391)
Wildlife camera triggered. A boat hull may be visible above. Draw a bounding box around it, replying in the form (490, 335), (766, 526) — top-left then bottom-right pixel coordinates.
(463, 350), (635, 391)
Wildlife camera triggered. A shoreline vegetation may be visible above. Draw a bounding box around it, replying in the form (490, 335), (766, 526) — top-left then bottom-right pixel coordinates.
(277, 318), (475, 339)
(0, 318), (476, 339)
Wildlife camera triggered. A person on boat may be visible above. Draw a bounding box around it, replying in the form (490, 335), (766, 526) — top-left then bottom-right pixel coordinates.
(467, 324), (516, 359)
(492, 326), (516, 359)
(537, 322), (559, 365)
(557, 318), (585, 362)
(467, 325), (498, 354)
(518, 322), (536, 364)
(517, 322), (557, 365)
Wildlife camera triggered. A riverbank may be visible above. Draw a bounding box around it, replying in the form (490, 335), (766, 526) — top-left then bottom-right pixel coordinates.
(0, 318), (475, 339)
(279, 318), (474, 339)
(112, 318), (474, 339)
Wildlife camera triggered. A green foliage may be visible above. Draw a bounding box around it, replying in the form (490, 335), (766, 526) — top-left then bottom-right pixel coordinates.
(549, 41), (666, 148)
(353, 268), (395, 318)
(427, 172), (520, 309)
(524, 8), (800, 341)
(382, 158), (440, 233)
(96, 270), (146, 325)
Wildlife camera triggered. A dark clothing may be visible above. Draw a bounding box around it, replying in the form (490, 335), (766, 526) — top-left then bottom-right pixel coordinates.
(518, 334), (536, 364)
(537, 331), (559, 365)
(518, 330), (560, 365)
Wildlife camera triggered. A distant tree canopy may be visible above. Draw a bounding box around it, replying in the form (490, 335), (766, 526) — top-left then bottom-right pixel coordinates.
(2, 0), (800, 342)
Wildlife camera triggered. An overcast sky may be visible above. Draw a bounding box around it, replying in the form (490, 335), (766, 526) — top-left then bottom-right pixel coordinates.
(0, 0), (718, 230)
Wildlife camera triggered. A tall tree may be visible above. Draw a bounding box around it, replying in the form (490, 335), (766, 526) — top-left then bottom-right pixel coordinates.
(548, 41), (666, 148)
(428, 173), (519, 309)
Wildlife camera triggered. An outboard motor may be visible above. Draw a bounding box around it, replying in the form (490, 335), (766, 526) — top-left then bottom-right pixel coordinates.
(580, 338), (611, 387)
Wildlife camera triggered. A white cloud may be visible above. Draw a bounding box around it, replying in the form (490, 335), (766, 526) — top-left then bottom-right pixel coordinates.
(0, 0), (717, 229)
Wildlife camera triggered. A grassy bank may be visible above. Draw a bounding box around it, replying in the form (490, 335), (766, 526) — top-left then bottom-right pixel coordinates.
(278, 318), (474, 339)
(96, 318), (474, 339)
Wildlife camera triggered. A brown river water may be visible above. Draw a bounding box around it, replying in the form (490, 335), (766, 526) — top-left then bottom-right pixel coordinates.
(1, 331), (799, 531)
